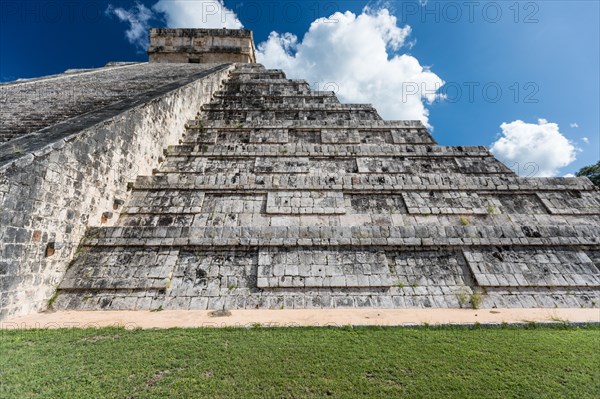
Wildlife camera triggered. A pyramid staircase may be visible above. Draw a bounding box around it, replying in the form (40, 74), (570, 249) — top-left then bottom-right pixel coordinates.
(53, 64), (600, 311)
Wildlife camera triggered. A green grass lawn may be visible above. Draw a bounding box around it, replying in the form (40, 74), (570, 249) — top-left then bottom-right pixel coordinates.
(1, 324), (598, 398)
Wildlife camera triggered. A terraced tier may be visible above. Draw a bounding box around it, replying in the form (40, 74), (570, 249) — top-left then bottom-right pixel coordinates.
(54, 64), (600, 312)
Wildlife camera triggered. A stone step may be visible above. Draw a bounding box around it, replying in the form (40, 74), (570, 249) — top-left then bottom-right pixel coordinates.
(165, 143), (491, 157)
(54, 245), (599, 311)
(463, 248), (600, 287)
(132, 173), (595, 192)
(118, 186), (599, 217)
(401, 191), (538, 215)
(227, 71), (287, 80)
(229, 67), (284, 72)
(229, 68), (285, 74)
(52, 286), (599, 311)
(58, 246), (177, 292)
(201, 108), (382, 122)
(219, 88), (313, 96)
(225, 78), (309, 85)
(155, 156), (512, 175)
(117, 206), (600, 232)
(538, 191), (600, 215)
(219, 83), (312, 96)
(209, 96), (341, 107)
(80, 224), (600, 248)
(181, 127), (435, 145)
(259, 247), (600, 289)
(265, 191), (346, 214)
(256, 248), (466, 289)
(230, 64), (267, 70)
(222, 80), (310, 91)
(125, 190), (206, 214)
(213, 91), (337, 99)
(58, 243), (598, 311)
(185, 119), (426, 129)
(201, 103), (374, 111)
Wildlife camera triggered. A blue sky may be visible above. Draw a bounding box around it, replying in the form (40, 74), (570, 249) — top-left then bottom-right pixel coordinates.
(1, 0), (598, 175)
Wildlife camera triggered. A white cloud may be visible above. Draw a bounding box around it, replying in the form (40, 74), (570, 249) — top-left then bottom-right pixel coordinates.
(570, 122), (579, 128)
(108, 4), (443, 124)
(490, 118), (577, 177)
(256, 7), (444, 125)
(153, 0), (242, 29)
(108, 1), (242, 50)
(563, 173), (576, 177)
(106, 2), (153, 51)
(582, 137), (589, 144)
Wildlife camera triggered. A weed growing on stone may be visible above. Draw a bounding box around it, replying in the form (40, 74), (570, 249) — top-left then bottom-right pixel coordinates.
(470, 291), (483, 309)
(487, 205), (499, 214)
(456, 288), (470, 308)
(46, 291), (59, 310)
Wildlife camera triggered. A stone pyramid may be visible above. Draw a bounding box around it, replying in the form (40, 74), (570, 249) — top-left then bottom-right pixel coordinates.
(53, 63), (600, 311)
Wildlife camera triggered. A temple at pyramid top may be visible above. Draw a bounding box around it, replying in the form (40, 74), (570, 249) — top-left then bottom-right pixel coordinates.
(148, 28), (256, 64)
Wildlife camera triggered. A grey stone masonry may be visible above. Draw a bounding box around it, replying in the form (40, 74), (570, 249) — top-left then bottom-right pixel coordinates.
(255, 157), (310, 173)
(0, 63), (220, 144)
(148, 28), (256, 64)
(59, 247), (176, 291)
(266, 191), (346, 215)
(257, 248), (394, 288)
(463, 249), (600, 287)
(126, 191), (206, 214)
(38, 63), (599, 313)
(403, 192), (496, 215)
(0, 62), (233, 319)
(537, 191), (600, 214)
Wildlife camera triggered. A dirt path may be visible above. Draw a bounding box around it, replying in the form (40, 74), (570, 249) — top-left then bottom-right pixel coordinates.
(2, 308), (598, 329)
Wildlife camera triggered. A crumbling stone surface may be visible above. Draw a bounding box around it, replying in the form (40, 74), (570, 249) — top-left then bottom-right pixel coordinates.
(257, 248), (394, 288)
(266, 192), (346, 215)
(538, 191), (600, 214)
(0, 63), (222, 144)
(7, 63), (599, 315)
(463, 248), (600, 287)
(0, 63), (233, 319)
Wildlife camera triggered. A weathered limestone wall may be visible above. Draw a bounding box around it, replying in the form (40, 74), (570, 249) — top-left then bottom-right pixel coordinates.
(51, 64), (599, 313)
(0, 63), (225, 144)
(0, 64), (234, 319)
(148, 28), (256, 64)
